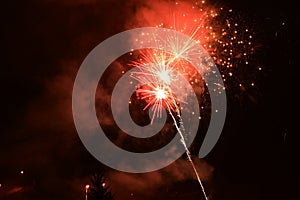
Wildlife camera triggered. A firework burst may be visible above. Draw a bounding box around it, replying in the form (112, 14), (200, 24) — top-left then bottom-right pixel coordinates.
(125, 0), (260, 199)
(128, 0), (261, 100)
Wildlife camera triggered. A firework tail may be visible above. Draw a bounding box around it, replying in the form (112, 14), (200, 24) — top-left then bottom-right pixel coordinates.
(167, 102), (208, 200)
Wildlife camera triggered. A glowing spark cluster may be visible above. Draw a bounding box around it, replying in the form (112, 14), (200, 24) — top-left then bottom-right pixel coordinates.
(130, 49), (185, 122)
(135, 84), (177, 122)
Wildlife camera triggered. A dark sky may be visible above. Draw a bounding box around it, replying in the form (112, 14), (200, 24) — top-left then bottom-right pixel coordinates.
(1, 0), (299, 199)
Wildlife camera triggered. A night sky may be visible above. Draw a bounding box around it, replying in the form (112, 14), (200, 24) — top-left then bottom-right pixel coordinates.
(1, 0), (299, 199)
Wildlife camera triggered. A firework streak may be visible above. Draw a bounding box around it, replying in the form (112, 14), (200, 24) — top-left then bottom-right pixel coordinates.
(130, 45), (210, 199)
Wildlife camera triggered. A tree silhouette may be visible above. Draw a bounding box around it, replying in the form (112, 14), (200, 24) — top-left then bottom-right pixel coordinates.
(87, 171), (113, 200)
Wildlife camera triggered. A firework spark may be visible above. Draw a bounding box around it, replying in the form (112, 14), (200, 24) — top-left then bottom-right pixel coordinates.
(136, 84), (175, 122)
(126, 0), (260, 199)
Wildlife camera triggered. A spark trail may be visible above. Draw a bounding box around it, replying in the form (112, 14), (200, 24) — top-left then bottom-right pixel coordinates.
(167, 104), (209, 200)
